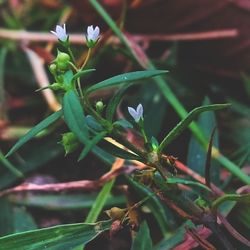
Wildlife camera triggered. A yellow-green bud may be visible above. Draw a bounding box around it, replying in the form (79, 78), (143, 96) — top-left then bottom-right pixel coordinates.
(95, 101), (104, 113)
(105, 207), (127, 220)
(56, 52), (70, 71)
(49, 63), (57, 75)
(49, 83), (64, 91)
(60, 132), (79, 155)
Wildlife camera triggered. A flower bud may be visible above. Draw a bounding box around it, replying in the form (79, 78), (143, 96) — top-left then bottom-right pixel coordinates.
(55, 51), (70, 71)
(49, 83), (65, 91)
(86, 25), (100, 48)
(105, 207), (127, 220)
(60, 132), (79, 155)
(49, 63), (57, 75)
(95, 101), (104, 113)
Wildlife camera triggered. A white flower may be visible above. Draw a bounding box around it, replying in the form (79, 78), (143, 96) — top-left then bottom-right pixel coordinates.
(86, 25), (100, 47)
(128, 104), (143, 123)
(51, 24), (68, 42)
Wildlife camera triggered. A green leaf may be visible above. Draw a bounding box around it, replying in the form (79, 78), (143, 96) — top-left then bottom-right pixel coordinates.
(155, 221), (195, 250)
(158, 104), (230, 154)
(131, 221), (153, 250)
(72, 69), (96, 82)
(6, 110), (63, 157)
(85, 115), (103, 132)
(13, 207), (37, 233)
(99, 140), (141, 161)
(166, 177), (211, 192)
(0, 139), (62, 190)
(0, 198), (37, 237)
(0, 198), (13, 236)
(187, 97), (220, 185)
(63, 89), (89, 144)
(62, 70), (74, 87)
(9, 193), (125, 211)
(78, 132), (107, 161)
(139, 83), (168, 138)
(212, 193), (250, 211)
(0, 150), (23, 178)
(127, 177), (170, 236)
(106, 83), (132, 121)
(113, 119), (133, 129)
(91, 146), (115, 165)
(86, 70), (168, 94)
(85, 180), (115, 223)
(0, 220), (111, 250)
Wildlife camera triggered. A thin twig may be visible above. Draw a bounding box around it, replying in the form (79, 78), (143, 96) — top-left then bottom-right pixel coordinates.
(205, 127), (217, 188)
(0, 162), (135, 197)
(0, 28), (238, 44)
(23, 46), (61, 112)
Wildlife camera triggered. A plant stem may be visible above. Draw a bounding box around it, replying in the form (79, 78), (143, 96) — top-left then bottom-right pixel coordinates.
(67, 47), (76, 64)
(85, 179), (115, 223)
(80, 48), (92, 70)
(0, 150), (24, 178)
(88, 0), (250, 185)
(211, 193), (250, 212)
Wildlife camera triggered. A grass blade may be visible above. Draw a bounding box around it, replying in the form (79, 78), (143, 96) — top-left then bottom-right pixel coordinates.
(6, 110), (63, 157)
(158, 104), (230, 154)
(0, 220), (111, 250)
(86, 70), (168, 94)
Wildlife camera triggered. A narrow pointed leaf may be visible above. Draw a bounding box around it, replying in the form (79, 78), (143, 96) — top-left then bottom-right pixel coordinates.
(63, 90), (89, 144)
(158, 104), (230, 154)
(131, 221), (153, 250)
(72, 69), (96, 82)
(78, 132), (107, 161)
(86, 70), (168, 94)
(85, 180), (115, 223)
(62, 70), (74, 87)
(127, 177), (170, 236)
(166, 178), (211, 192)
(6, 110), (63, 157)
(0, 220), (111, 250)
(99, 140), (141, 161)
(106, 83), (132, 121)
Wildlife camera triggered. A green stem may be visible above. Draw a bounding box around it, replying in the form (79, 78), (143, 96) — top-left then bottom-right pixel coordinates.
(67, 47), (76, 64)
(80, 48), (92, 70)
(211, 193), (250, 212)
(0, 47), (7, 120)
(88, 0), (250, 185)
(85, 179), (115, 223)
(0, 150), (24, 178)
(139, 121), (149, 145)
(112, 130), (146, 159)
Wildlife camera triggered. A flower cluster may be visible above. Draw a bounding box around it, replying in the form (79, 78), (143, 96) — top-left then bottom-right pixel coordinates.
(51, 24), (100, 48)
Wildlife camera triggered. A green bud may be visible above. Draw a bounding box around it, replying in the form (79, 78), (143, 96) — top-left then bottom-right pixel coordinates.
(150, 136), (159, 151)
(60, 132), (80, 155)
(49, 63), (57, 75)
(49, 83), (65, 91)
(95, 101), (104, 113)
(55, 51), (70, 71)
(195, 197), (208, 208)
(105, 207), (127, 220)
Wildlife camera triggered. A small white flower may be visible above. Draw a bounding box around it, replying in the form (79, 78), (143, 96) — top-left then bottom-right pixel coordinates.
(51, 24), (68, 42)
(128, 104), (143, 123)
(86, 25), (100, 47)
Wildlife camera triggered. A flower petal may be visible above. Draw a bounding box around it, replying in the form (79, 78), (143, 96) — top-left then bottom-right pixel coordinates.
(51, 24), (67, 42)
(136, 104), (143, 120)
(128, 107), (139, 122)
(93, 26), (100, 41)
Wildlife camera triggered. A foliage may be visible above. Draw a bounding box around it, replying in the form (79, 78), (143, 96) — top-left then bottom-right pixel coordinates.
(0, 1), (250, 249)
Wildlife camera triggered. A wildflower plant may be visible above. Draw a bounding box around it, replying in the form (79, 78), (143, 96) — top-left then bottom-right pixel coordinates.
(1, 21), (250, 250)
